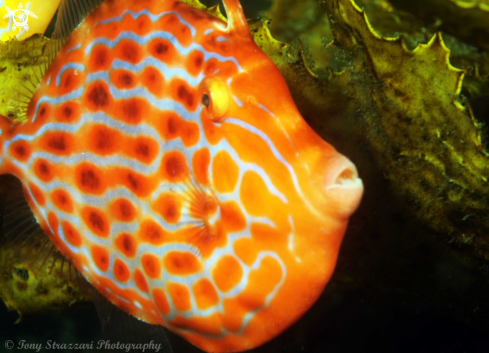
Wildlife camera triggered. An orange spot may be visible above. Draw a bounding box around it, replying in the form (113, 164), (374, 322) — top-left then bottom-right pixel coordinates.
(152, 193), (181, 224)
(148, 38), (177, 66)
(236, 256), (283, 312)
(75, 163), (106, 195)
(168, 282), (191, 312)
(111, 69), (137, 89)
(153, 288), (171, 315)
(88, 45), (112, 71)
(9, 140), (31, 162)
(59, 70), (82, 95)
(114, 98), (146, 124)
(240, 170), (286, 217)
(33, 159), (54, 182)
(139, 220), (166, 245)
(193, 279), (219, 310)
(115, 233), (137, 258)
(28, 182), (45, 206)
(220, 201), (246, 233)
(110, 198), (136, 222)
(128, 137), (159, 164)
(160, 151), (189, 182)
(55, 102), (79, 123)
(81, 206), (110, 238)
(115, 39), (142, 64)
(35, 103), (51, 122)
(233, 238), (258, 266)
(51, 189), (74, 213)
(140, 66), (164, 97)
(114, 259), (131, 283)
(85, 82), (112, 111)
(141, 253), (161, 279)
(157, 111), (199, 147)
(134, 269), (149, 293)
(212, 150), (239, 194)
(163, 251), (201, 275)
(87, 124), (120, 155)
(91, 245), (110, 272)
(185, 49), (204, 77)
(115, 169), (152, 197)
(169, 78), (197, 111)
(40, 132), (73, 156)
(62, 221), (82, 247)
(192, 148), (210, 186)
(212, 255), (243, 293)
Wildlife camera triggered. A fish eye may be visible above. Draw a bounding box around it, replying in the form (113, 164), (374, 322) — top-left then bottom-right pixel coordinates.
(199, 76), (229, 121)
(201, 93), (210, 108)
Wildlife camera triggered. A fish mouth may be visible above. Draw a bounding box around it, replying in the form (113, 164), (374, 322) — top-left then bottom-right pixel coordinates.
(323, 155), (364, 218)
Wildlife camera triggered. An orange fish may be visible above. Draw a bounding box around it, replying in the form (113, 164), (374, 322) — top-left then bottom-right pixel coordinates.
(0, 0), (363, 351)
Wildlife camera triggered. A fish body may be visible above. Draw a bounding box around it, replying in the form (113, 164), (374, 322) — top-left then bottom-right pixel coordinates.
(0, 0), (363, 352)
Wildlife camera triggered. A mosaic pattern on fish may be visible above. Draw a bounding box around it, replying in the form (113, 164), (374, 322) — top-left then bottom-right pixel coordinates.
(0, 0), (363, 352)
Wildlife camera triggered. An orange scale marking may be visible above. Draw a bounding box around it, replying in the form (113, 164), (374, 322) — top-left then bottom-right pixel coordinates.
(157, 14), (192, 47)
(51, 189), (74, 214)
(148, 38), (179, 66)
(212, 150), (239, 194)
(192, 278), (219, 310)
(113, 258), (131, 283)
(169, 78), (197, 112)
(134, 269), (149, 293)
(156, 111), (200, 147)
(163, 251), (202, 275)
(9, 140), (31, 162)
(33, 103), (51, 124)
(138, 219), (167, 246)
(111, 69), (137, 90)
(184, 49), (205, 77)
(91, 245), (110, 272)
(125, 136), (159, 165)
(33, 159), (54, 183)
(81, 206), (110, 238)
(110, 198), (137, 223)
(220, 201), (247, 233)
(28, 182), (46, 206)
(141, 253), (161, 279)
(168, 282), (192, 312)
(84, 81), (113, 112)
(113, 97), (147, 125)
(86, 123), (123, 156)
(54, 102), (80, 123)
(140, 66), (165, 97)
(74, 163), (107, 195)
(39, 131), (75, 156)
(153, 288), (171, 315)
(115, 233), (138, 258)
(160, 150), (189, 183)
(192, 147), (210, 186)
(115, 39), (143, 65)
(58, 70), (84, 96)
(88, 45), (113, 72)
(212, 255), (243, 293)
(152, 192), (182, 224)
(112, 167), (154, 198)
(62, 221), (82, 247)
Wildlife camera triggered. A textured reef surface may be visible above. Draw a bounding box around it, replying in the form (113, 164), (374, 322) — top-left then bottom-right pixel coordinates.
(1, 0), (489, 351)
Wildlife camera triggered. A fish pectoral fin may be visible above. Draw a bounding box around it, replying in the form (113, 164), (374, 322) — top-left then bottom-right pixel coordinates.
(87, 281), (174, 353)
(0, 174), (75, 278)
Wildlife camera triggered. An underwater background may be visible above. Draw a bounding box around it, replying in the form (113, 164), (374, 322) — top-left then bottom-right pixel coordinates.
(2, 0), (489, 351)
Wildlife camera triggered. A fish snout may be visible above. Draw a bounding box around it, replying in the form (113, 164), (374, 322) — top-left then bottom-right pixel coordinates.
(322, 154), (364, 218)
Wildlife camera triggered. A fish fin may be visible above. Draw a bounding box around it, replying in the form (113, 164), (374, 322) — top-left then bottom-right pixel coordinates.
(221, 0), (249, 36)
(45, 0), (106, 68)
(0, 175), (79, 279)
(87, 280), (174, 352)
